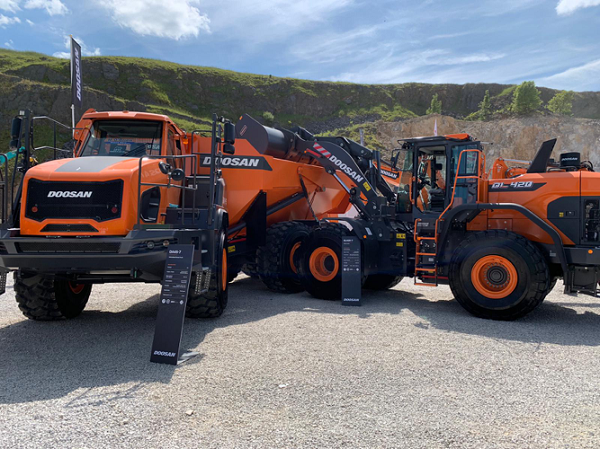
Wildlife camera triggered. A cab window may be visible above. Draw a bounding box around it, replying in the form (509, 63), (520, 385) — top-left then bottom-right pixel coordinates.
(79, 120), (162, 157)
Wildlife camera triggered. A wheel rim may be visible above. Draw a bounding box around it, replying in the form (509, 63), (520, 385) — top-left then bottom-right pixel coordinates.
(289, 241), (302, 274)
(309, 247), (339, 282)
(471, 255), (518, 299)
(68, 282), (85, 295)
(222, 248), (228, 291)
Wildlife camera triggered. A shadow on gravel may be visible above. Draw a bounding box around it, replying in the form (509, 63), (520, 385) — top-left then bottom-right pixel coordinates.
(1, 276), (599, 405)
(366, 286), (600, 348)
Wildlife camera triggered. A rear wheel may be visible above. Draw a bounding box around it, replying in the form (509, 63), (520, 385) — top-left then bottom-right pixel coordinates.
(363, 274), (403, 291)
(298, 222), (349, 300)
(14, 271), (91, 320)
(258, 222), (310, 293)
(186, 229), (228, 318)
(449, 230), (550, 320)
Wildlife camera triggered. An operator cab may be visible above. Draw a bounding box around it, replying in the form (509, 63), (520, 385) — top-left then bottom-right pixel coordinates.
(392, 134), (483, 218)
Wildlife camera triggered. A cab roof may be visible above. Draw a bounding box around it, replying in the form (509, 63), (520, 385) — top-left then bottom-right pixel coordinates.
(398, 133), (474, 144)
(81, 109), (173, 124)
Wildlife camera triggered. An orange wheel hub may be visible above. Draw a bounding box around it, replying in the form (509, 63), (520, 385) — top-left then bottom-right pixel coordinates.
(69, 282), (85, 295)
(309, 246), (339, 282)
(471, 255), (518, 299)
(289, 242), (302, 274)
(222, 248), (228, 291)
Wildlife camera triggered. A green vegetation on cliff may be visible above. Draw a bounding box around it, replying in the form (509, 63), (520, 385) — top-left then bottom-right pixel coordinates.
(0, 48), (599, 139)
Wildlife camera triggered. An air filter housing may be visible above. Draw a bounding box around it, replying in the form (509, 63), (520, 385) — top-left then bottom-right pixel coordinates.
(560, 152), (581, 169)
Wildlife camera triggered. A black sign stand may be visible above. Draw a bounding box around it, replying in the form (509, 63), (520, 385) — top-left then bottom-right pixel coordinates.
(342, 236), (362, 306)
(150, 244), (197, 365)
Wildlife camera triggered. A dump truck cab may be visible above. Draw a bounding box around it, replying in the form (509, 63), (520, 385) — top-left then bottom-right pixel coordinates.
(20, 110), (185, 237)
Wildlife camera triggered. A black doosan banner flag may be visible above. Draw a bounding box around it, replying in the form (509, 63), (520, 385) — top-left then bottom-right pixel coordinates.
(70, 37), (83, 110)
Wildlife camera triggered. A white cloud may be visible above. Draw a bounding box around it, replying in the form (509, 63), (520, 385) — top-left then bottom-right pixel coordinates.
(538, 59), (600, 91)
(24, 0), (67, 15)
(0, 0), (20, 13)
(26, 18), (33, 25)
(0, 13), (20, 26)
(331, 48), (507, 85)
(100, 0), (210, 40)
(4, 38), (13, 48)
(556, 0), (600, 15)
(203, 0), (355, 45)
(53, 35), (101, 58)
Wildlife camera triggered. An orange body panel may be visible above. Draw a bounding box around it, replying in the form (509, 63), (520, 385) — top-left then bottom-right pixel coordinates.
(192, 137), (352, 232)
(473, 172), (582, 246)
(21, 158), (179, 236)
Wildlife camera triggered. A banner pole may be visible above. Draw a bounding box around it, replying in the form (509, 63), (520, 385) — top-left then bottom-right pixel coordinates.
(70, 35), (75, 137)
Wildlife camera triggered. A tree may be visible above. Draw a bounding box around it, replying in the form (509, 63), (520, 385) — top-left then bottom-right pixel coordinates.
(477, 90), (492, 120)
(547, 90), (574, 116)
(511, 81), (541, 115)
(426, 94), (442, 114)
(262, 111), (275, 126)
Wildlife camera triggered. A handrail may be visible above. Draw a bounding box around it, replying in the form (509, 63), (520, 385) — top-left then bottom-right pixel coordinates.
(435, 149), (485, 238)
(0, 153), (8, 223)
(135, 153), (200, 229)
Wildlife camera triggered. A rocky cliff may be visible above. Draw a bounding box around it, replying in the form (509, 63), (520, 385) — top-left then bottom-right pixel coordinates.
(376, 115), (600, 168)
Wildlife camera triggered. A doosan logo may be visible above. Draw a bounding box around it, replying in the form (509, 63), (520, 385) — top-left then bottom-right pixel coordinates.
(47, 191), (93, 198)
(328, 154), (365, 183)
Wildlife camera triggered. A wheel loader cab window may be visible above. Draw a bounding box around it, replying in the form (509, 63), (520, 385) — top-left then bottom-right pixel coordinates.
(416, 146), (447, 212)
(79, 120), (163, 158)
(449, 144), (480, 207)
(395, 148), (414, 213)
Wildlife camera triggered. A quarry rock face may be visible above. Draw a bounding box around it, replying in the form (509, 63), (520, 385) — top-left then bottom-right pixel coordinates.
(377, 114), (600, 168)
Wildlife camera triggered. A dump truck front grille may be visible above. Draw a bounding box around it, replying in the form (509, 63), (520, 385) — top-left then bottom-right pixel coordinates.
(40, 224), (99, 233)
(17, 242), (120, 254)
(25, 179), (123, 222)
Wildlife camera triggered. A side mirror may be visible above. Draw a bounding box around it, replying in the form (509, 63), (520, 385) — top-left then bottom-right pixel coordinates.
(10, 116), (22, 150)
(390, 149), (400, 169)
(158, 161), (172, 175)
(223, 143), (235, 155)
(224, 122), (236, 144)
(171, 168), (185, 182)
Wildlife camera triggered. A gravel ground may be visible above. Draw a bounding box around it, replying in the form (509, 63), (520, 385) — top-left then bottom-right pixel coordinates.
(0, 276), (599, 449)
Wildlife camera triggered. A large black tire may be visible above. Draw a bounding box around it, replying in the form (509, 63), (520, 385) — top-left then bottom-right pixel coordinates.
(449, 230), (551, 320)
(298, 222), (350, 300)
(258, 222), (310, 293)
(186, 230), (228, 318)
(363, 274), (403, 291)
(14, 271), (91, 320)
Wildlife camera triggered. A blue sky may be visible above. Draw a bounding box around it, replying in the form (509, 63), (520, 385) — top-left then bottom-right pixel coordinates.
(0, 0), (599, 91)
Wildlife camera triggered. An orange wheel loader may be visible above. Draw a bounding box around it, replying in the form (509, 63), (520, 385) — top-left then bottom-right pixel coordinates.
(238, 116), (600, 320)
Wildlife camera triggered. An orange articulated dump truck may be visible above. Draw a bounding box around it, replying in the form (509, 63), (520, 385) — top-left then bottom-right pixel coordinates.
(0, 109), (359, 320)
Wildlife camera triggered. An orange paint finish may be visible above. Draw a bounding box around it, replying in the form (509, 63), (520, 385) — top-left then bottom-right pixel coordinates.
(484, 171), (581, 245)
(20, 157), (178, 236)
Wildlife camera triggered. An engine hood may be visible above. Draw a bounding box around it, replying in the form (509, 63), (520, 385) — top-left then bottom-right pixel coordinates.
(26, 156), (161, 181)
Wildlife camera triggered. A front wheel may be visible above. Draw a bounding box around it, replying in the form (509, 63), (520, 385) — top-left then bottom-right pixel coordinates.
(449, 230), (550, 320)
(298, 223), (349, 300)
(186, 229), (228, 318)
(14, 271), (91, 320)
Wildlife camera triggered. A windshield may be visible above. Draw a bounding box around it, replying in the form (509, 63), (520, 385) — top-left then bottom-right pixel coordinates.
(79, 120), (163, 157)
